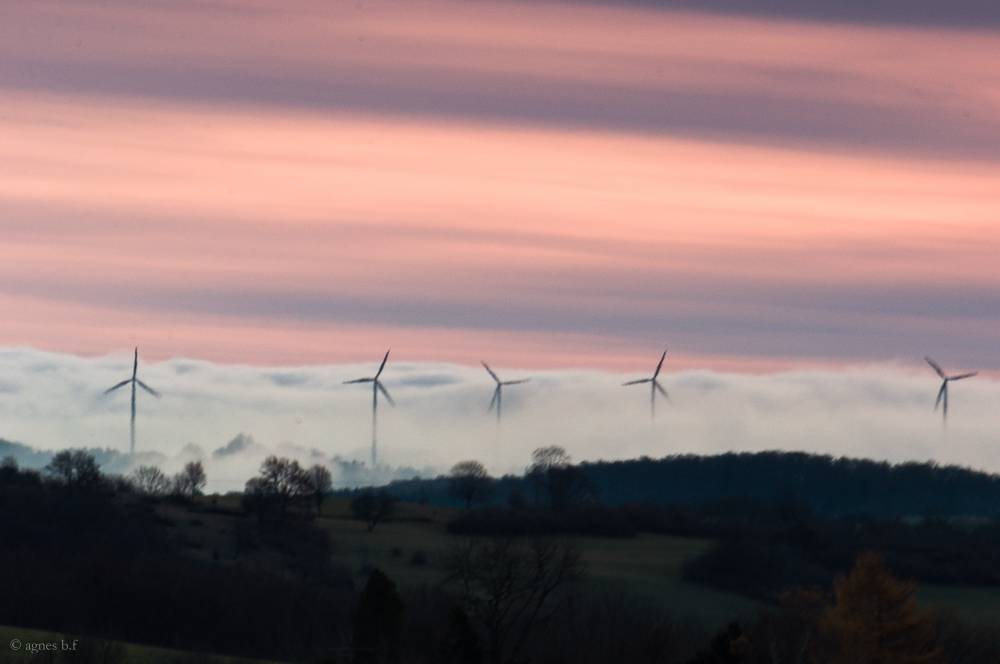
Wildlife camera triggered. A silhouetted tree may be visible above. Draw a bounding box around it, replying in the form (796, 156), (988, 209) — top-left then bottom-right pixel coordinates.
(352, 568), (404, 664)
(446, 537), (583, 664)
(528, 446), (570, 506)
(309, 464), (333, 515)
(351, 491), (395, 532)
(44, 449), (102, 489)
(132, 465), (171, 496)
(242, 456), (315, 523)
(440, 605), (484, 664)
(173, 460), (206, 497)
(525, 447), (593, 511)
(449, 460), (494, 509)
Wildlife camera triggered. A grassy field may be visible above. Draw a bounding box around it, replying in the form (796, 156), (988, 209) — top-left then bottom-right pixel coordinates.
(918, 584), (1000, 625)
(185, 496), (1000, 628)
(309, 498), (760, 626)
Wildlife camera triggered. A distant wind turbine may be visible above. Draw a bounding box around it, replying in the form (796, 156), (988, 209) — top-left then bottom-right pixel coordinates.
(925, 356), (977, 422)
(344, 350), (394, 467)
(482, 361), (529, 422)
(623, 350), (670, 419)
(104, 348), (160, 455)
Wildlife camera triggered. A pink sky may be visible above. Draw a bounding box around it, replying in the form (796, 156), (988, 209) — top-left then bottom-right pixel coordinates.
(0, 0), (997, 372)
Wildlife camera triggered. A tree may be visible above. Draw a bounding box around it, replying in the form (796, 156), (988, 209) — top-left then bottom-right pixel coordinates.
(308, 464), (333, 516)
(526, 446), (593, 511)
(132, 465), (171, 496)
(351, 491), (395, 532)
(439, 606), (484, 664)
(529, 446), (571, 473)
(446, 537), (583, 664)
(242, 456), (314, 523)
(449, 460), (494, 509)
(44, 449), (102, 489)
(351, 569), (405, 664)
(173, 460), (207, 498)
(822, 552), (943, 664)
(528, 446), (570, 506)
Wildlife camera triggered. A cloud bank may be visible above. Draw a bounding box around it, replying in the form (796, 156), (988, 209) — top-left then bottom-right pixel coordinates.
(0, 347), (996, 492)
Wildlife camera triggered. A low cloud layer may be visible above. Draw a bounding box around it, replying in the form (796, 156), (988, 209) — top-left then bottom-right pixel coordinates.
(0, 347), (996, 492)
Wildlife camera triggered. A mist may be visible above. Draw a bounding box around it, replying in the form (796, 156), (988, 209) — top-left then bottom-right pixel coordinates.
(0, 347), (996, 493)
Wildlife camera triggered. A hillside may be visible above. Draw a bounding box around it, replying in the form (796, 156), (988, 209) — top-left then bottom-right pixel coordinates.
(385, 451), (1000, 518)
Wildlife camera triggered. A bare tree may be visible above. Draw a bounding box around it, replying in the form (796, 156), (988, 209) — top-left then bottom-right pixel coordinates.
(242, 456), (314, 523)
(351, 490), (395, 532)
(44, 449), (102, 489)
(446, 537), (584, 664)
(449, 460), (494, 509)
(132, 465), (171, 496)
(527, 447), (593, 511)
(173, 460), (207, 498)
(308, 464), (333, 516)
(529, 446), (571, 472)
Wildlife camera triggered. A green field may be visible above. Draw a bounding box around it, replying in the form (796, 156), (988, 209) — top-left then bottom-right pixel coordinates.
(178, 496), (1000, 629)
(918, 584), (1000, 625)
(309, 499), (760, 626)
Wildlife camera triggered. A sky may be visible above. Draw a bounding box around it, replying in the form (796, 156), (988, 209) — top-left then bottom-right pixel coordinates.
(0, 0), (997, 485)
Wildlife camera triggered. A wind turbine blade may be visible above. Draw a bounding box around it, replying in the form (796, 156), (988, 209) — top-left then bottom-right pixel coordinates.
(488, 386), (500, 412)
(925, 356), (946, 379)
(655, 381), (670, 402)
(375, 350), (390, 379)
(934, 382), (946, 410)
(136, 380), (160, 398)
(503, 379), (530, 386)
(376, 381), (394, 406)
(482, 361), (500, 384)
(344, 377), (375, 384)
(105, 379), (131, 394)
(133, 348), (138, 378)
(653, 351), (667, 379)
(949, 372), (978, 381)
(622, 378), (651, 386)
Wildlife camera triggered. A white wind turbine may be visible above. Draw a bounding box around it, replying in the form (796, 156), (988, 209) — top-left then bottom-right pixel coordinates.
(623, 350), (670, 419)
(482, 361), (530, 422)
(344, 350), (394, 467)
(104, 348), (160, 454)
(925, 356), (977, 422)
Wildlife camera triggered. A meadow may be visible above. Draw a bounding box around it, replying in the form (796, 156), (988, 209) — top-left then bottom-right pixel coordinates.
(191, 496), (1000, 628)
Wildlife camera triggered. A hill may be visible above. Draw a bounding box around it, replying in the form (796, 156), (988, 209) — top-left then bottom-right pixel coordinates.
(385, 451), (1000, 518)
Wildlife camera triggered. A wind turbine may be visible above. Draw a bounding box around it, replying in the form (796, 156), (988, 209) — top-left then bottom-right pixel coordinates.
(623, 350), (670, 419)
(925, 356), (977, 422)
(482, 361), (529, 422)
(344, 350), (394, 467)
(104, 348), (160, 455)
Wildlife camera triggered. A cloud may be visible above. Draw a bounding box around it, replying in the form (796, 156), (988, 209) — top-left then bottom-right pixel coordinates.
(212, 432), (264, 459)
(0, 347), (997, 493)
(1, 1), (997, 159)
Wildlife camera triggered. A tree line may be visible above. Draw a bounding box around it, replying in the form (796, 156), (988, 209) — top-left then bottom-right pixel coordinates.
(386, 450), (1000, 518)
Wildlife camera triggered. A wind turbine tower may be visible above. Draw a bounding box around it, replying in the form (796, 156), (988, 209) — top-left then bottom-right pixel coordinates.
(344, 350), (394, 467)
(482, 361), (530, 422)
(623, 350), (670, 419)
(105, 348), (160, 454)
(925, 356), (977, 422)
